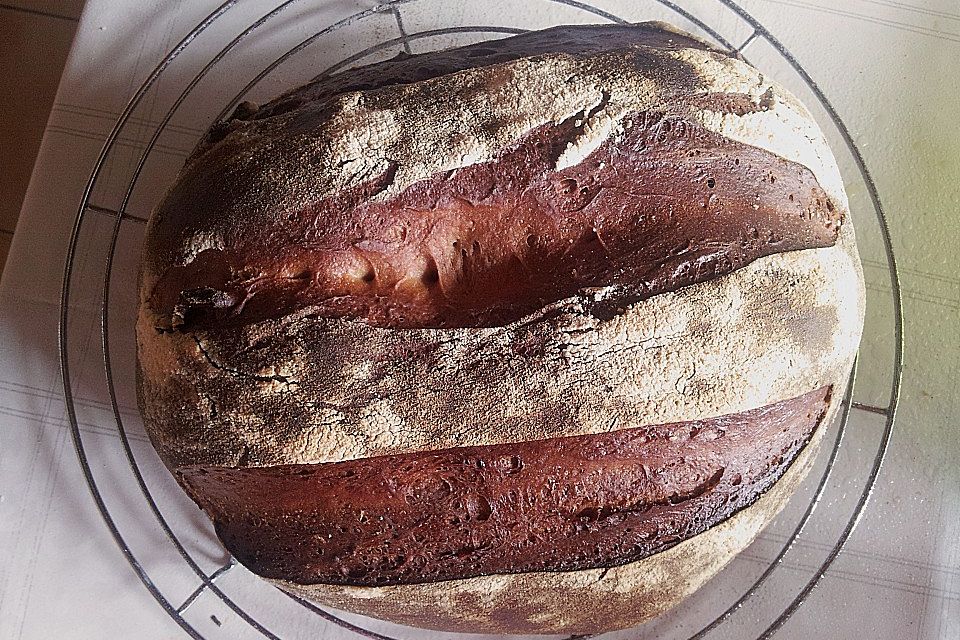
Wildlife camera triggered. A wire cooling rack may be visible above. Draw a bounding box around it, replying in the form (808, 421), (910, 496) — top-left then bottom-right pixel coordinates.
(58, 1), (904, 638)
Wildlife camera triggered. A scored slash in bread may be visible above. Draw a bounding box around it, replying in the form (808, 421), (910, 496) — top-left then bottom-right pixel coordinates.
(136, 22), (864, 634)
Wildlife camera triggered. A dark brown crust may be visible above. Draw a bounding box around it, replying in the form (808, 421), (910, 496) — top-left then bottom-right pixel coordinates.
(199, 23), (723, 148)
(178, 386), (830, 587)
(148, 108), (840, 331)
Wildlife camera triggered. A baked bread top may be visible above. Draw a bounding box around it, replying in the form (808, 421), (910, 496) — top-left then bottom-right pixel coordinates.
(135, 22), (864, 633)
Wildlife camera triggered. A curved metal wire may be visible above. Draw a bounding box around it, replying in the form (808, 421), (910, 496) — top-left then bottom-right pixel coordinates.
(714, 7), (905, 637)
(688, 361), (858, 640)
(648, 0), (736, 50)
(311, 25), (529, 82)
(281, 593), (403, 640)
(59, 5), (239, 639)
(96, 1), (317, 638)
(209, 0), (420, 125)
(60, 1), (903, 639)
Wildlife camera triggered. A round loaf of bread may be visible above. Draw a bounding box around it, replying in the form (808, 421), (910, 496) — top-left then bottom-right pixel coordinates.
(136, 22), (864, 634)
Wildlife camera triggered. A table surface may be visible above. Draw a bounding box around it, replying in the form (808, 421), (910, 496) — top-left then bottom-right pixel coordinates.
(1, 1), (958, 638)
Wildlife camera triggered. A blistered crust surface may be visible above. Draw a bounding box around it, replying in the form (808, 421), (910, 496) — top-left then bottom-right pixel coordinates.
(138, 224), (861, 469)
(179, 388), (828, 586)
(145, 109), (841, 331)
(272, 391), (837, 634)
